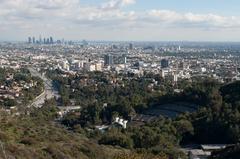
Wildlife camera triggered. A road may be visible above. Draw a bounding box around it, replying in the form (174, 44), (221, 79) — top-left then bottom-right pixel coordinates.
(28, 68), (81, 113)
(28, 67), (59, 108)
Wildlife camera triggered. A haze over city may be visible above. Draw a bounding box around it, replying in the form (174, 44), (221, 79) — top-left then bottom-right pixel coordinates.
(1, 0), (240, 41)
(0, 1), (240, 159)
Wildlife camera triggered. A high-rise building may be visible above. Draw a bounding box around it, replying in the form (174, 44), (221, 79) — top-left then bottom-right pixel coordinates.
(95, 63), (102, 71)
(32, 37), (36, 44)
(46, 38), (50, 44)
(161, 59), (169, 68)
(28, 37), (32, 43)
(112, 45), (118, 49)
(123, 54), (127, 64)
(82, 40), (88, 46)
(104, 54), (114, 66)
(178, 46), (181, 51)
(43, 38), (46, 44)
(39, 35), (42, 44)
(129, 43), (133, 50)
(50, 37), (53, 44)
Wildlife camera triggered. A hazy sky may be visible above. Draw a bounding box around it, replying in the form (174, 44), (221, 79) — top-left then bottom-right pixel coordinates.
(0, 0), (240, 41)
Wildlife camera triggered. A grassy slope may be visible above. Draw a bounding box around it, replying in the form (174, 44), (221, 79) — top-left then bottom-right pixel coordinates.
(0, 111), (127, 159)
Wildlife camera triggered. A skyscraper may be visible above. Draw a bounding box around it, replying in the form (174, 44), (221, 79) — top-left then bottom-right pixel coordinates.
(178, 46), (181, 51)
(123, 54), (127, 64)
(82, 40), (88, 46)
(50, 37), (53, 44)
(104, 54), (114, 66)
(161, 59), (169, 68)
(28, 37), (32, 44)
(32, 37), (35, 44)
(129, 43), (133, 50)
(39, 35), (42, 44)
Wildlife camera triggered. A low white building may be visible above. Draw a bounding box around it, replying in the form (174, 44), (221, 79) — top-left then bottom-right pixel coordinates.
(114, 117), (128, 129)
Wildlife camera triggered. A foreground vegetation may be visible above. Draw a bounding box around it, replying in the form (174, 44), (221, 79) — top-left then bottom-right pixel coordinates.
(54, 70), (240, 158)
(1, 68), (240, 158)
(0, 102), (133, 159)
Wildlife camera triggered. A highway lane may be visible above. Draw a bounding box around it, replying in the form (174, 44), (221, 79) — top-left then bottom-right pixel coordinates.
(28, 68), (81, 113)
(28, 67), (59, 108)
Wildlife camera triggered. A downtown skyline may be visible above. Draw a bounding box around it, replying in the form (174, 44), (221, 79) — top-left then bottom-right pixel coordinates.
(1, 0), (240, 42)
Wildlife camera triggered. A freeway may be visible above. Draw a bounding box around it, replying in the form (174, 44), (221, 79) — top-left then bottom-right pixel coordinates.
(28, 68), (81, 113)
(28, 67), (60, 108)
